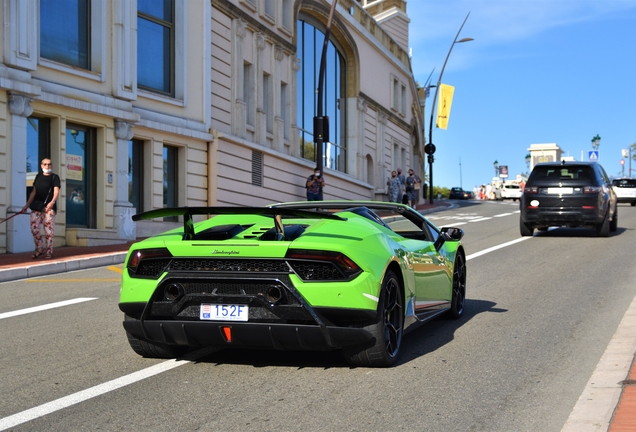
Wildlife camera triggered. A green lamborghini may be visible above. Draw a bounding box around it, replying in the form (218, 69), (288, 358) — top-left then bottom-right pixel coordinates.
(119, 201), (466, 367)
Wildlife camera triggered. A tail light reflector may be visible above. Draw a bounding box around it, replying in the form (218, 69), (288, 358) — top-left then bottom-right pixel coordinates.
(584, 186), (601, 194)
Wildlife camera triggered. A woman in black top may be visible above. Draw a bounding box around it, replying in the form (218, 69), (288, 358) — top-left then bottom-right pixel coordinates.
(22, 158), (60, 259)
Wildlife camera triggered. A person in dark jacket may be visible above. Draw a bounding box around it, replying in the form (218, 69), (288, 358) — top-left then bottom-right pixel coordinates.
(22, 158), (60, 259)
(306, 166), (325, 201)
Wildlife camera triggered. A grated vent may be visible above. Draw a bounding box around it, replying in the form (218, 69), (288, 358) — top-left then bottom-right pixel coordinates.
(252, 151), (263, 187)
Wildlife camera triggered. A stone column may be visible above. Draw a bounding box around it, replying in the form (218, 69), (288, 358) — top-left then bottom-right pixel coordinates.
(113, 120), (136, 240)
(7, 93), (34, 253)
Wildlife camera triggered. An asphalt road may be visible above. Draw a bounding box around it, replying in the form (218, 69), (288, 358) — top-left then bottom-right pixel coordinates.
(2, 200), (635, 431)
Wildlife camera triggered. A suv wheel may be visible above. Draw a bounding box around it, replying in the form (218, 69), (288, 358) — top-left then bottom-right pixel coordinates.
(596, 213), (610, 237)
(610, 206), (618, 232)
(520, 219), (534, 237)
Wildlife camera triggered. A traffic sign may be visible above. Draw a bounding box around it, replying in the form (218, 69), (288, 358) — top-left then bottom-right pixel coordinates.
(588, 150), (599, 161)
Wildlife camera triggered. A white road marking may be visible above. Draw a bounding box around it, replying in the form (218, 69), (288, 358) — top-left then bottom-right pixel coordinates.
(468, 217), (493, 222)
(0, 298), (98, 320)
(0, 359), (191, 431)
(466, 237), (531, 261)
(494, 213), (513, 217)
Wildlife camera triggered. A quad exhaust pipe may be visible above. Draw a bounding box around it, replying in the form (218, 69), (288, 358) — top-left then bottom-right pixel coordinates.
(266, 286), (283, 304)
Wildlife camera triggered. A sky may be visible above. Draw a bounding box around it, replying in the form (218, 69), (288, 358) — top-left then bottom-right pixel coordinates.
(406, 0), (636, 191)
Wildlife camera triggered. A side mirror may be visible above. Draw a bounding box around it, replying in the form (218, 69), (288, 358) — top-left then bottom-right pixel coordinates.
(441, 227), (464, 241)
(434, 227), (464, 250)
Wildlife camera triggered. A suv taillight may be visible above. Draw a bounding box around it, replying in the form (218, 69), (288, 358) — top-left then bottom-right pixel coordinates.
(524, 186), (538, 194)
(583, 186), (601, 194)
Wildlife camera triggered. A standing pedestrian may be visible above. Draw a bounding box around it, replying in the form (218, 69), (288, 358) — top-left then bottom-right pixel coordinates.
(386, 171), (404, 203)
(405, 169), (422, 208)
(306, 166), (325, 201)
(22, 158), (60, 259)
(396, 168), (407, 204)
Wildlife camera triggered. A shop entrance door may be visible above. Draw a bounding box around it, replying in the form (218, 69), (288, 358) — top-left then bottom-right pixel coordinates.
(65, 126), (95, 227)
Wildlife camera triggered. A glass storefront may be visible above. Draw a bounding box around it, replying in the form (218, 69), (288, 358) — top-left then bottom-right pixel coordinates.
(65, 125), (95, 227)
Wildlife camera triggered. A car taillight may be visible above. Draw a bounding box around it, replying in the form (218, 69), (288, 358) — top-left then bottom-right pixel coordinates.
(285, 249), (362, 280)
(127, 248), (173, 278)
(583, 186), (601, 194)
(524, 186), (538, 194)
(286, 250), (359, 270)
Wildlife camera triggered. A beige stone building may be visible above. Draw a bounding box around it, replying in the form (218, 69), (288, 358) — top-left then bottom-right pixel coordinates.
(0, 0), (424, 254)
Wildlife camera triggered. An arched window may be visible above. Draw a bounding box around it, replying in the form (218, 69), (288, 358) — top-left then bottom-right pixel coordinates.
(297, 18), (347, 173)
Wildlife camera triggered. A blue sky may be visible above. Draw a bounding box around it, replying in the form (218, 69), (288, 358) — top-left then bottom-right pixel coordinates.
(407, 0), (636, 190)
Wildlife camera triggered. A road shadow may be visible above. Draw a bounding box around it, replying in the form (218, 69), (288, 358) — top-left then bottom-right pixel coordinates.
(396, 299), (504, 365)
(189, 298), (504, 369)
(533, 226), (629, 237)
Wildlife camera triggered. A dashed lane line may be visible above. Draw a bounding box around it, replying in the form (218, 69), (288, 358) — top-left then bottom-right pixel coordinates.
(0, 359), (191, 431)
(0, 298), (98, 320)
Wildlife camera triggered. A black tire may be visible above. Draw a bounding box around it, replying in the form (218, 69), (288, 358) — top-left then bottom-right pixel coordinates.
(520, 219), (534, 237)
(631, 202), (635, 207)
(596, 212), (610, 237)
(343, 270), (403, 367)
(125, 315), (184, 359)
(449, 252), (466, 319)
(610, 206), (618, 232)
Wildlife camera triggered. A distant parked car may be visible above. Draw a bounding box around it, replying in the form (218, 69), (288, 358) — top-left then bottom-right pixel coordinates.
(520, 161), (617, 237)
(495, 183), (522, 201)
(612, 178), (636, 206)
(449, 187), (471, 200)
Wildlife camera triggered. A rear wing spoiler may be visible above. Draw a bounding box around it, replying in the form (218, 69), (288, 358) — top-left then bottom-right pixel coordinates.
(132, 207), (346, 241)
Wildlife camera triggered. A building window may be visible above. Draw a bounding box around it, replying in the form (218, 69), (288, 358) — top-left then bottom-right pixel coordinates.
(297, 19), (347, 173)
(128, 140), (144, 212)
(163, 145), (178, 220)
(263, 0), (275, 19)
(263, 73), (273, 134)
(26, 118), (51, 177)
(281, 0), (293, 30)
(392, 78), (399, 111)
(401, 83), (407, 115)
(138, 0), (174, 95)
(244, 62), (255, 127)
(281, 82), (289, 140)
(40, 0), (90, 69)
(26, 117), (51, 199)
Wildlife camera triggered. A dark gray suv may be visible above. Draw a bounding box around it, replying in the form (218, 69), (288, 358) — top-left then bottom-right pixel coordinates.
(520, 161), (617, 237)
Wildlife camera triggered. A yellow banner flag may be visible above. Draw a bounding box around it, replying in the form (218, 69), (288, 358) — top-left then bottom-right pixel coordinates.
(436, 84), (455, 130)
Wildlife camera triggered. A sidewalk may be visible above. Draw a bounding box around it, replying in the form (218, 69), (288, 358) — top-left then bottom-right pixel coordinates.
(1, 200), (634, 431)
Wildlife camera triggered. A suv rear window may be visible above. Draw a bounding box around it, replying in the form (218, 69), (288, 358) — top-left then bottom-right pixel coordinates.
(613, 179), (636, 188)
(529, 166), (593, 182)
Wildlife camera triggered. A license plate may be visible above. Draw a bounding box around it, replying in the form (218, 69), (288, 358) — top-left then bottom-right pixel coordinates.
(200, 304), (248, 321)
(547, 187), (573, 194)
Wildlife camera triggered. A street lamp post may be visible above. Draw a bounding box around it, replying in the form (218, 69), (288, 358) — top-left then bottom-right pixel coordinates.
(525, 153), (531, 174)
(427, 13), (473, 203)
(493, 160), (499, 178)
(314, 0), (339, 188)
(591, 134), (601, 151)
